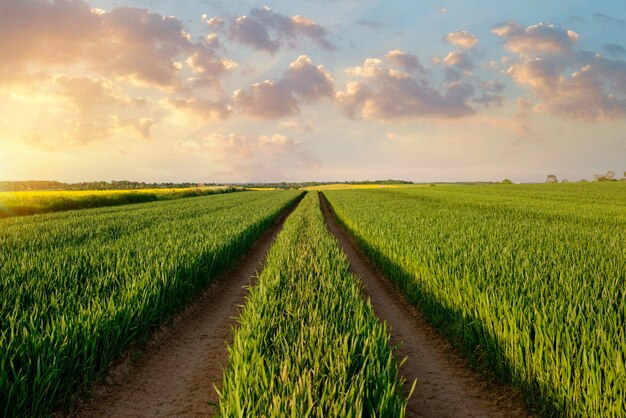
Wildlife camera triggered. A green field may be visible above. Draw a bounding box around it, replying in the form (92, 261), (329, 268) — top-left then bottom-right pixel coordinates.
(1, 182), (624, 417)
(218, 192), (407, 416)
(324, 182), (626, 417)
(0, 186), (241, 218)
(0, 190), (301, 416)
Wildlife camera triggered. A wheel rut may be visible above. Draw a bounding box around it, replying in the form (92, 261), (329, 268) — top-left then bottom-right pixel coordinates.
(68, 199), (301, 418)
(319, 192), (530, 418)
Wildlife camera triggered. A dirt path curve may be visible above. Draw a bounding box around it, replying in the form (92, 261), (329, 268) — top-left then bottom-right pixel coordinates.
(70, 201), (301, 418)
(320, 193), (530, 418)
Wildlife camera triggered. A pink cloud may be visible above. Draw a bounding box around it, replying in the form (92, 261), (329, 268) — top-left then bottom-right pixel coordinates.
(339, 57), (475, 121)
(221, 6), (334, 53)
(495, 21), (626, 121)
(233, 55), (335, 119)
(0, 0), (234, 90)
(492, 21), (578, 56)
(385, 50), (426, 73)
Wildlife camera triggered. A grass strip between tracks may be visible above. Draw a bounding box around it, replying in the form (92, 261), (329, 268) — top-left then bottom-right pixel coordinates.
(217, 191), (409, 417)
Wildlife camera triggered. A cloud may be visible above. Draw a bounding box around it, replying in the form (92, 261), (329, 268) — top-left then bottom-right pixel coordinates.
(222, 6), (334, 53)
(279, 120), (315, 131)
(493, 21), (626, 121)
(203, 16), (225, 30)
(282, 55), (335, 101)
(0, 0), (235, 90)
(604, 43), (626, 58)
(445, 31), (477, 49)
(185, 49), (237, 88)
(356, 19), (382, 32)
(593, 13), (626, 29)
(2, 74), (145, 114)
(492, 21), (579, 56)
(443, 50), (474, 70)
(164, 97), (232, 121)
(385, 49), (426, 73)
(177, 132), (320, 181)
(25, 114), (155, 150)
(233, 55), (334, 119)
(52, 75), (144, 113)
(233, 81), (299, 119)
(338, 57), (475, 121)
(505, 51), (626, 121)
(120, 118), (154, 139)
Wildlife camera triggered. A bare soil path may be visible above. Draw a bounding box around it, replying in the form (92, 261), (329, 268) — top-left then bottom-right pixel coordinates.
(70, 201), (300, 418)
(320, 193), (530, 418)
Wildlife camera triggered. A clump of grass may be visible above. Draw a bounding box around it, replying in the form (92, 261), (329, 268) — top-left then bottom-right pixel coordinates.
(218, 192), (408, 417)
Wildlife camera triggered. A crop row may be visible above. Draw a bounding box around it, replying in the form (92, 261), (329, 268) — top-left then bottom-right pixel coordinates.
(0, 186), (242, 218)
(0, 190), (301, 417)
(324, 183), (626, 417)
(217, 192), (408, 417)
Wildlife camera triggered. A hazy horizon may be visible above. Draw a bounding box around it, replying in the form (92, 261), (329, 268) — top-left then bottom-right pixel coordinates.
(1, 0), (624, 184)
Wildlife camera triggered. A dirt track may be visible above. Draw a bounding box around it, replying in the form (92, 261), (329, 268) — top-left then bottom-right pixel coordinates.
(70, 202), (299, 418)
(69, 193), (530, 418)
(319, 193), (530, 418)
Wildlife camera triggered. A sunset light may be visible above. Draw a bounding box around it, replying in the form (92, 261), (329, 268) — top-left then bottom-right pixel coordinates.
(1, 0), (624, 183)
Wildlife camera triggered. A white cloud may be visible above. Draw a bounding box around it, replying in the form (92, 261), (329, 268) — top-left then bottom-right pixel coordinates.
(446, 31), (478, 49)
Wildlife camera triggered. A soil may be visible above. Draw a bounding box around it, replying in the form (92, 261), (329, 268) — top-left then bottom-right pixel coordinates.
(68, 202), (300, 418)
(319, 193), (530, 418)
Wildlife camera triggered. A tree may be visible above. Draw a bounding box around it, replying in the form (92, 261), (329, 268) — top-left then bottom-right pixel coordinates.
(502, 179), (512, 184)
(546, 174), (558, 183)
(594, 171), (615, 181)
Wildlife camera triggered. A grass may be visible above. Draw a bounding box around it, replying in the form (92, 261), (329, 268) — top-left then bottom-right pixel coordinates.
(324, 182), (626, 417)
(0, 190), (301, 417)
(303, 184), (409, 191)
(217, 192), (409, 417)
(0, 186), (241, 218)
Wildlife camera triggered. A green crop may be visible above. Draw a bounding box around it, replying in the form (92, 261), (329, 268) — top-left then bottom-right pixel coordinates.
(0, 190), (301, 417)
(0, 186), (242, 218)
(324, 182), (626, 417)
(217, 192), (408, 417)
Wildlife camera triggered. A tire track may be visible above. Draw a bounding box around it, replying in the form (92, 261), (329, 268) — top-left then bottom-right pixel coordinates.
(319, 192), (530, 418)
(69, 199), (302, 418)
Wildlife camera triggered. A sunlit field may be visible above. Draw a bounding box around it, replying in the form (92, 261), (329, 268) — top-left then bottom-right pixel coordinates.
(0, 190), (300, 416)
(1, 0), (624, 415)
(0, 186), (240, 218)
(324, 181), (626, 417)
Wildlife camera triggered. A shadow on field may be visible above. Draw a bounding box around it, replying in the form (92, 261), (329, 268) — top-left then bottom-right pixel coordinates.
(320, 192), (563, 418)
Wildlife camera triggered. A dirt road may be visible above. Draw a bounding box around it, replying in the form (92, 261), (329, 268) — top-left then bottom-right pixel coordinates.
(319, 193), (530, 418)
(71, 201), (300, 418)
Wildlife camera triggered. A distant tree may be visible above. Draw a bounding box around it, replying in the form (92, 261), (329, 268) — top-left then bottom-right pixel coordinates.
(594, 171), (616, 182)
(562, 179), (568, 183)
(546, 174), (558, 183)
(502, 178), (512, 184)
(580, 179), (588, 183)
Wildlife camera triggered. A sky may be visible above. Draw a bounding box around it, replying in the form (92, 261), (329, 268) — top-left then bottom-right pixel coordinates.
(0, 0), (625, 183)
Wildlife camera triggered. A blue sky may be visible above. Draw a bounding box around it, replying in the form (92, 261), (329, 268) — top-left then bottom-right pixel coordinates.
(0, 0), (624, 183)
